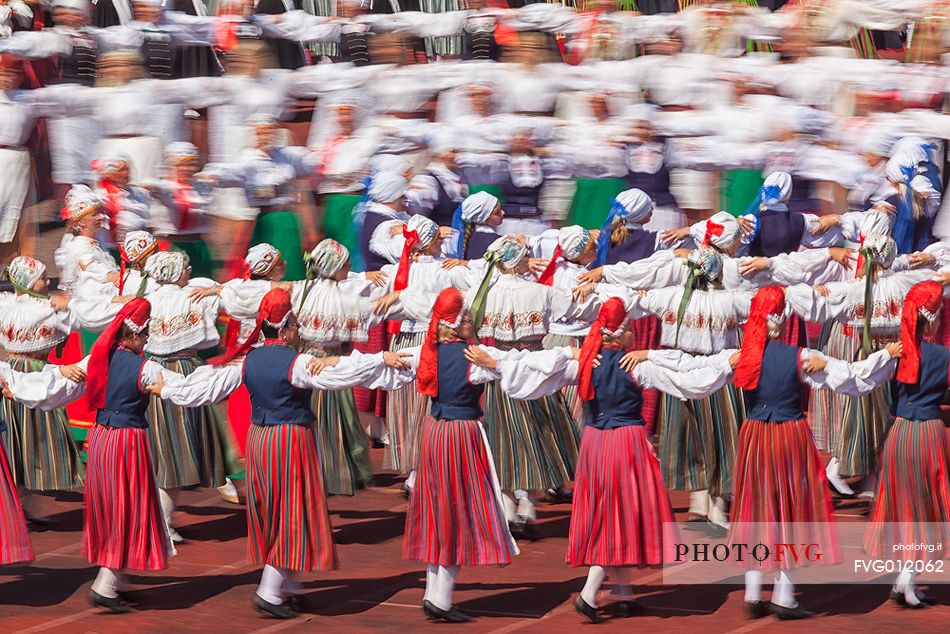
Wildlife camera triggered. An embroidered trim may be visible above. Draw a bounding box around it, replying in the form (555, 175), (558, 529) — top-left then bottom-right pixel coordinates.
(298, 313), (369, 343)
(660, 310), (739, 332)
(478, 309), (547, 341)
(148, 311), (202, 337)
(0, 323), (66, 354)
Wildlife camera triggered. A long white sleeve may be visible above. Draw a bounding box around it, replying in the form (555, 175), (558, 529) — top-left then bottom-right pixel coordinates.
(632, 355), (734, 400)
(767, 249), (852, 286)
(0, 361), (86, 411)
(644, 349), (737, 372)
(784, 282), (848, 323)
(369, 220), (407, 265)
(291, 351), (389, 390)
(496, 347), (578, 400)
(799, 348), (897, 397)
(160, 363), (243, 407)
(601, 250), (685, 288)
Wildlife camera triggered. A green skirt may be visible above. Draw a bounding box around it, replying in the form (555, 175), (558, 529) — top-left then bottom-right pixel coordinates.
(311, 389), (372, 496)
(719, 169), (763, 217)
(1, 357), (85, 491)
(251, 210), (304, 281)
(171, 239), (215, 279)
(468, 184), (505, 204)
(322, 194), (363, 272)
(566, 178), (628, 229)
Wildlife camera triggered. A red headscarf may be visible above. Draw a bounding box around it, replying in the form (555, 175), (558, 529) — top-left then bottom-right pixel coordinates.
(86, 298), (151, 411)
(896, 281), (943, 384)
(417, 288), (467, 398)
(577, 297), (628, 401)
(536, 245), (563, 286)
(211, 288), (293, 366)
(734, 286), (786, 391)
(387, 226), (419, 336)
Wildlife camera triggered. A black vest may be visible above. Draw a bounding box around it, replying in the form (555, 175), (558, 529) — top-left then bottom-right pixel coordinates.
(339, 31), (371, 66)
(499, 175), (541, 219)
(464, 230), (499, 261)
(462, 30), (499, 61)
(430, 342), (484, 421)
(96, 349), (150, 430)
(749, 210), (806, 257)
(605, 229), (657, 265)
(428, 172), (459, 227)
(49, 32), (98, 86)
(743, 341), (804, 422)
(243, 343), (314, 425)
(586, 348), (644, 429)
(359, 209), (399, 272)
(891, 342), (949, 422)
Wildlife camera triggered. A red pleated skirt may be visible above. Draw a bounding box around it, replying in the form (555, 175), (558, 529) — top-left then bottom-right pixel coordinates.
(83, 424), (169, 571)
(227, 385), (252, 457)
(728, 419), (838, 571)
(865, 418), (950, 560)
(245, 422), (337, 572)
(404, 417), (515, 567)
(629, 316), (661, 435)
(352, 323), (387, 416)
(0, 446), (33, 565)
(567, 425), (679, 567)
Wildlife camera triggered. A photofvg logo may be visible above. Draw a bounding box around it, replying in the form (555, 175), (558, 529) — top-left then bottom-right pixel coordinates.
(661, 522), (950, 585)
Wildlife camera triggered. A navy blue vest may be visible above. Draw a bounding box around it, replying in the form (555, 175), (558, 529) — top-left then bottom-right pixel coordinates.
(359, 210), (397, 272)
(625, 156), (676, 209)
(428, 172), (459, 227)
(96, 349), (150, 430)
(586, 348), (644, 429)
(891, 342), (949, 421)
(243, 343), (314, 425)
(499, 175), (541, 219)
(787, 176), (821, 213)
(430, 342), (484, 421)
(605, 229), (658, 265)
(749, 211), (806, 257)
(464, 230), (500, 260)
(743, 341), (805, 422)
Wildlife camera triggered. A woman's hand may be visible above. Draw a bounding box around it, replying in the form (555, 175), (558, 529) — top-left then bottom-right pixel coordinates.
(801, 355), (827, 374)
(737, 216), (756, 236)
(383, 351), (412, 369)
(813, 284), (830, 297)
(60, 364), (87, 383)
(528, 258), (549, 276)
(144, 372), (165, 396)
(813, 214), (841, 235)
(908, 252), (936, 269)
(1, 378), (12, 400)
(440, 259), (468, 270)
(738, 257), (769, 278)
(438, 226), (454, 240)
(576, 267), (603, 285)
(828, 247), (854, 269)
(618, 350), (648, 372)
(373, 291), (400, 315)
(49, 293), (71, 312)
(389, 223), (408, 237)
(672, 248), (692, 258)
(885, 341), (902, 359)
(572, 283), (594, 303)
(112, 295), (134, 305)
(364, 270), (388, 286)
(308, 356), (340, 375)
(660, 226), (690, 244)
(189, 285), (221, 301)
(729, 351), (741, 369)
(464, 345), (497, 369)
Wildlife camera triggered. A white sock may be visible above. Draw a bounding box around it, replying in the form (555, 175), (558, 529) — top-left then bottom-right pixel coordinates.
(502, 493), (517, 522)
(688, 490), (708, 517)
(708, 495), (729, 529)
(158, 488), (177, 531)
(581, 565), (607, 608)
(771, 571), (797, 609)
(825, 458), (855, 496)
(405, 471), (417, 490)
(423, 564), (438, 603)
(745, 571), (764, 602)
(897, 570), (920, 606)
(217, 478), (238, 498)
(610, 567), (635, 601)
(92, 567), (120, 599)
(257, 565), (286, 605)
(429, 565), (459, 611)
(514, 490), (535, 520)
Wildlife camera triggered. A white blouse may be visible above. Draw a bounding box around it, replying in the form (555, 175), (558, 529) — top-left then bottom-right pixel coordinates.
(144, 280), (221, 356)
(0, 294), (79, 354)
(53, 235), (118, 294)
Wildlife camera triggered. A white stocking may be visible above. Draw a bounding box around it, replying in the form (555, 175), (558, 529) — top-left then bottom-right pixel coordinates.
(257, 565), (287, 605)
(688, 491), (708, 517)
(744, 570), (764, 602)
(158, 488), (177, 530)
(92, 567), (120, 599)
(708, 494), (729, 529)
(429, 565), (459, 611)
(771, 570), (797, 609)
(501, 492), (517, 522)
(514, 490), (535, 521)
(581, 565), (607, 608)
(405, 470), (417, 490)
(423, 564), (438, 603)
(897, 570), (920, 606)
(283, 572), (302, 597)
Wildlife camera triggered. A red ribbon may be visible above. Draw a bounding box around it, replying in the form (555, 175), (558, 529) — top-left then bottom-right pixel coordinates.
(99, 178), (123, 243)
(702, 219), (724, 247)
(388, 227), (418, 336)
(173, 180), (194, 232)
(536, 244), (563, 286)
(215, 19), (239, 52)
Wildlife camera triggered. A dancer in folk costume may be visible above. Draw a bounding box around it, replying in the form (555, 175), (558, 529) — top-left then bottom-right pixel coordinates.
(729, 286), (902, 621)
(52, 185), (119, 453)
(470, 297), (739, 622)
(470, 235), (604, 534)
(151, 289), (410, 618)
(2, 299), (185, 613)
(196, 244), (289, 457)
(449, 191), (506, 261)
(0, 392), (33, 566)
(91, 151), (154, 250)
(786, 235), (947, 496)
(372, 288), (518, 623)
(864, 280), (950, 609)
(0, 258), (84, 520)
(140, 251), (237, 542)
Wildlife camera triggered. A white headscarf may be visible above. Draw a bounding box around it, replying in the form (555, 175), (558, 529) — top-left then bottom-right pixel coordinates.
(689, 211), (742, 251)
(486, 235), (528, 270)
(245, 243), (281, 278)
(123, 230), (157, 264)
(368, 173), (408, 204)
(557, 226), (593, 261)
(613, 188), (654, 226)
(5, 257), (47, 291)
(461, 191), (498, 224)
(145, 251), (188, 284)
(408, 214), (440, 250)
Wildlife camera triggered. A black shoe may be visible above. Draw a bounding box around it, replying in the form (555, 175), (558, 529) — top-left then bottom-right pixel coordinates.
(89, 590), (130, 614)
(768, 603), (814, 620)
(890, 591), (927, 609)
(745, 600), (769, 619)
(610, 599), (642, 618)
(27, 516), (56, 530)
(285, 595), (305, 612)
(573, 596), (605, 624)
(371, 439), (387, 449)
(253, 594), (296, 619)
(704, 522), (728, 538)
(421, 600), (471, 623)
(509, 519), (539, 542)
(681, 518), (708, 532)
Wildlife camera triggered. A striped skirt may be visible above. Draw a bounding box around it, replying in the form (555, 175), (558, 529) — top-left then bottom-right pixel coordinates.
(311, 388), (372, 496)
(0, 446), (33, 565)
(864, 418), (950, 560)
(482, 380), (580, 492)
(567, 425), (679, 567)
(807, 321), (856, 452)
(52, 330), (99, 458)
(543, 333), (585, 433)
(404, 417), (516, 567)
(728, 419), (838, 571)
(0, 357), (84, 491)
(657, 384), (742, 498)
(385, 331), (430, 473)
(83, 424), (169, 571)
(148, 356), (230, 489)
(629, 316), (662, 434)
(353, 323), (387, 416)
(246, 422), (337, 572)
